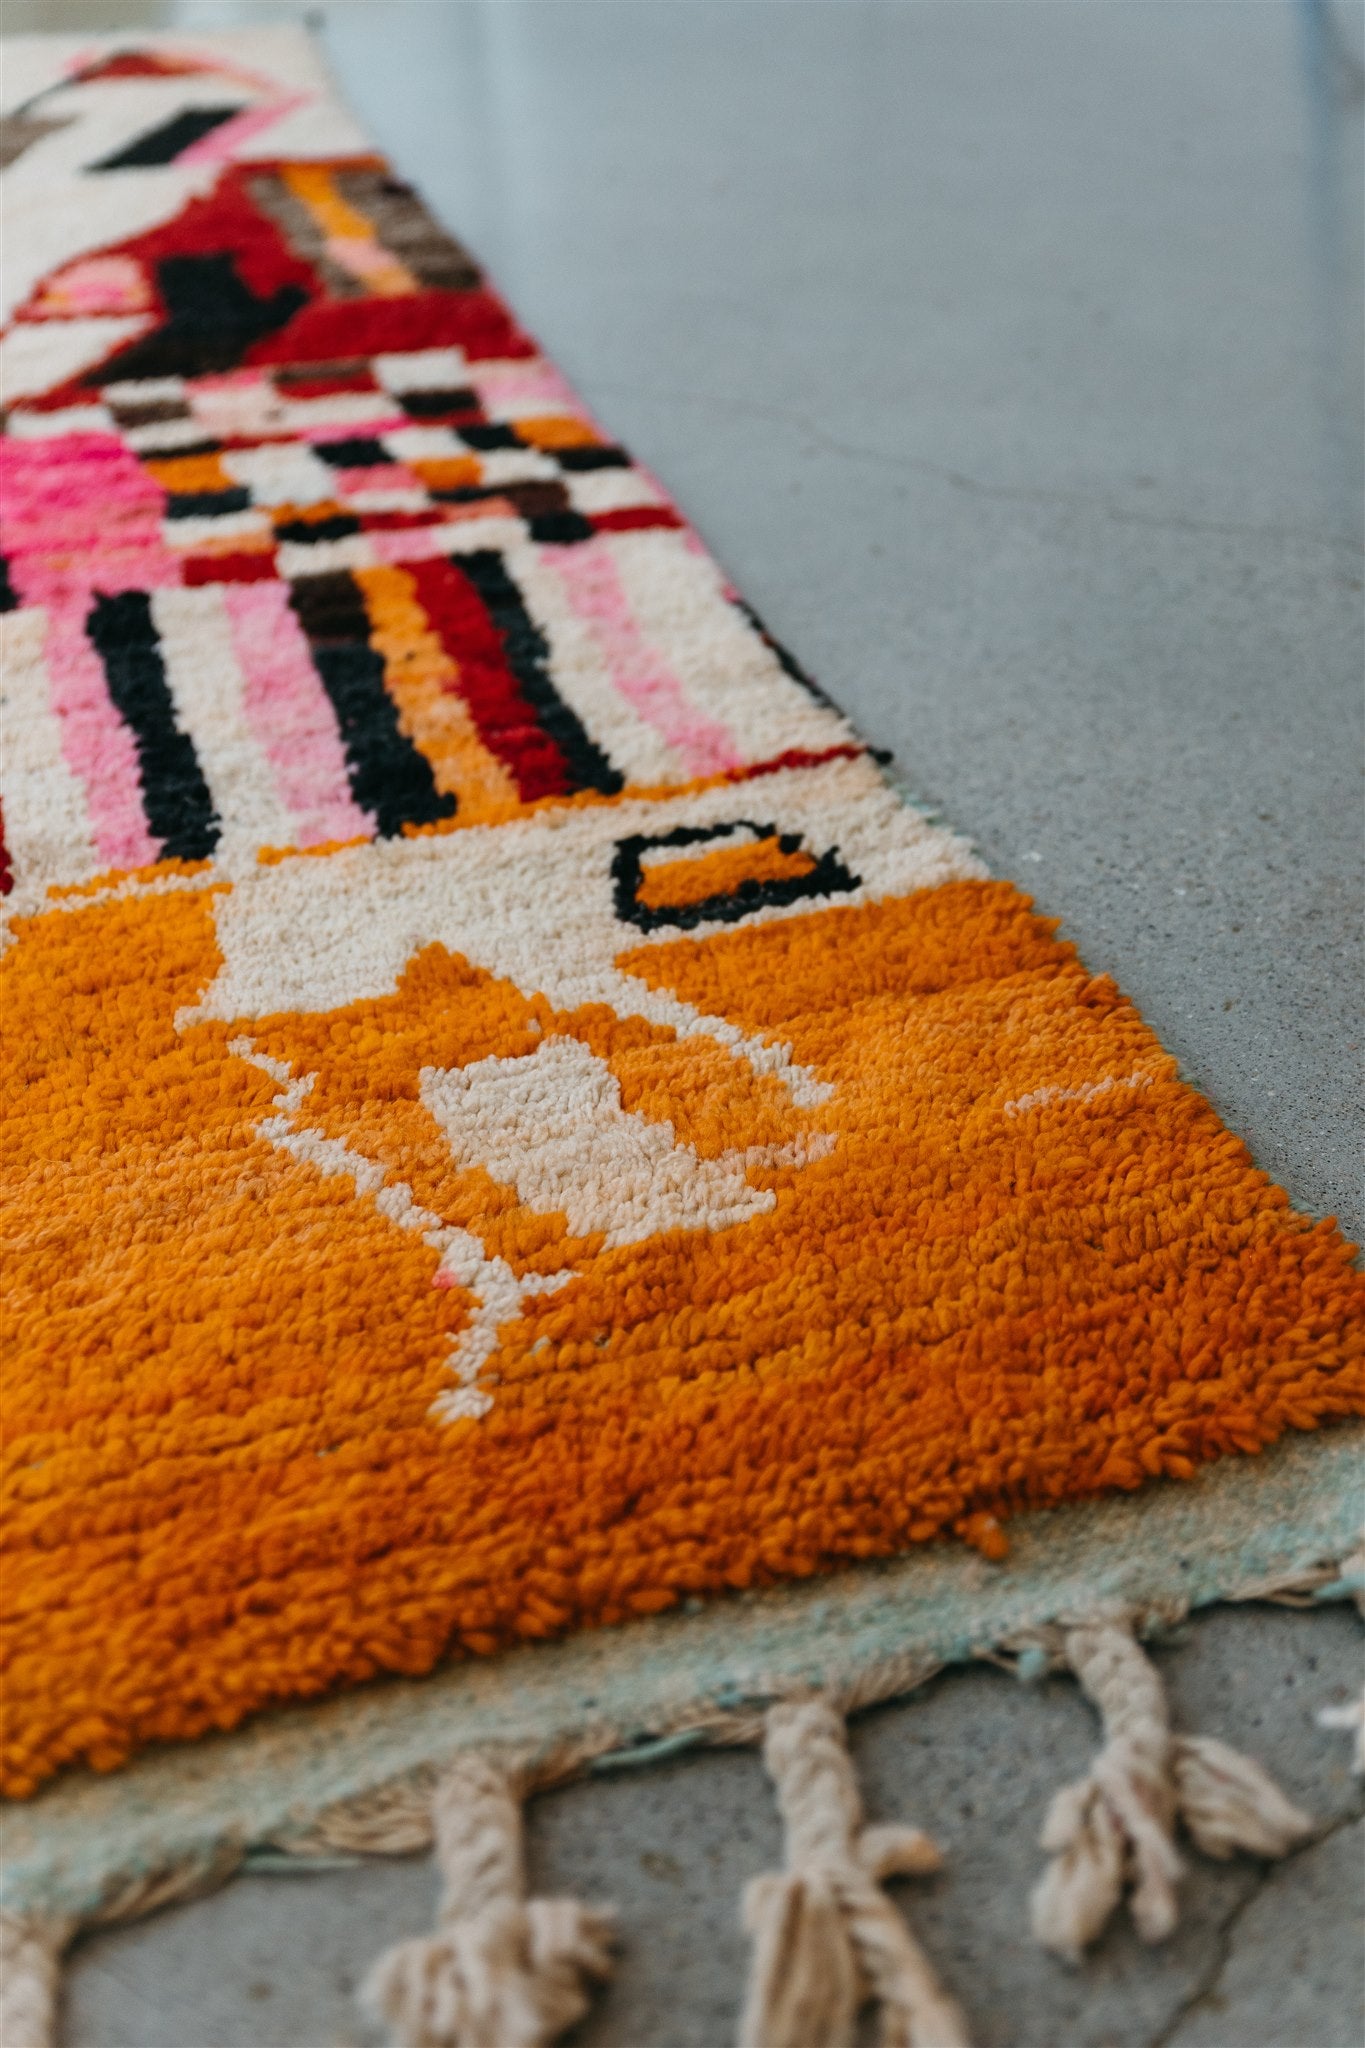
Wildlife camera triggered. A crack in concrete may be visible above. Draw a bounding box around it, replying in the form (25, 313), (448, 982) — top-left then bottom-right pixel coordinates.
(581, 379), (1364, 554)
(1147, 1802), (1365, 2048)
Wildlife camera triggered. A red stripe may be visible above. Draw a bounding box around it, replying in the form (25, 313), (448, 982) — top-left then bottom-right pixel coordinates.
(359, 509), (446, 534)
(725, 744), (866, 782)
(405, 555), (572, 801)
(247, 288), (535, 370)
(591, 506), (685, 535)
(274, 366), (378, 399)
(0, 797), (13, 897)
(182, 550), (278, 586)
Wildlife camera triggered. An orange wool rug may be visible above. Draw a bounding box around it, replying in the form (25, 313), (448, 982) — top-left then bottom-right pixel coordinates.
(2, 28), (1362, 2047)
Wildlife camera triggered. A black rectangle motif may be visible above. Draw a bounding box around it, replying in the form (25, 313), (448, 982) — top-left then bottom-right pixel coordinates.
(91, 106), (241, 170)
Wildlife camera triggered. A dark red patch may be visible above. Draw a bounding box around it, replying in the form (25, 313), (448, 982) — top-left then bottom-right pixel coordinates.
(273, 361), (379, 400)
(182, 551), (279, 586)
(592, 506), (686, 535)
(727, 744), (866, 782)
(358, 510), (445, 534)
(247, 289), (535, 370)
(406, 554), (571, 801)
(72, 50), (211, 83)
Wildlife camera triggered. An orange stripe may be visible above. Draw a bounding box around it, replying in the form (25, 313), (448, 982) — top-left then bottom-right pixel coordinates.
(351, 562), (521, 818)
(143, 452), (234, 493)
(513, 414), (601, 450)
(636, 835), (816, 911)
(2, 880), (1361, 1794)
(411, 456), (482, 493)
(280, 163), (418, 297)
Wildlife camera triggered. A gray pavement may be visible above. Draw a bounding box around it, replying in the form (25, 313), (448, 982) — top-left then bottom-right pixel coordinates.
(60, 1605), (1365, 2048)
(8, 3), (1363, 2043)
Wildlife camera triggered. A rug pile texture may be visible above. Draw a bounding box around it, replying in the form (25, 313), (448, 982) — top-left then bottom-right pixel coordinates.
(1, 30), (1362, 2048)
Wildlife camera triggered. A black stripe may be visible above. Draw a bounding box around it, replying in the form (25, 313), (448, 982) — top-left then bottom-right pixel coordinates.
(138, 438), (222, 462)
(458, 550), (623, 797)
(526, 511), (595, 546)
(86, 590), (219, 861)
(165, 487), (251, 520)
(399, 387), (481, 422)
(611, 821), (860, 933)
(427, 480), (594, 547)
(287, 571), (455, 838)
(0, 558), (17, 613)
(91, 105), (240, 170)
(312, 437), (389, 469)
(730, 595), (844, 713)
(108, 398), (190, 429)
(554, 446), (631, 472)
(456, 423), (524, 452)
(274, 513), (362, 545)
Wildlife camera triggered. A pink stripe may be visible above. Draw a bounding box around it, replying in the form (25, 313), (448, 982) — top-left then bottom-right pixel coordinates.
(175, 92), (309, 165)
(334, 464), (420, 495)
(191, 368), (268, 394)
(2, 437), (180, 870)
(548, 539), (741, 777)
(41, 604), (158, 871)
(368, 516), (512, 566)
(225, 581), (373, 848)
(470, 359), (603, 426)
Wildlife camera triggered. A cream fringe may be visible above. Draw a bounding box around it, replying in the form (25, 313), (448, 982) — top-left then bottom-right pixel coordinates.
(739, 1699), (969, 2048)
(1031, 1619), (1314, 1961)
(4, 1552), (1359, 2048)
(1316, 1536), (1365, 1772)
(359, 1753), (615, 2048)
(0, 1913), (74, 2048)
(0, 1845), (241, 2048)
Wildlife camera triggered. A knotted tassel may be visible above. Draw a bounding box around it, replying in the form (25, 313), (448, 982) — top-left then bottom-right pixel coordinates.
(1316, 1536), (1365, 1772)
(739, 1698), (970, 2048)
(1032, 1620), (1314, 1961)
(359, 1753), (614, 2048)
(0, 1912), (75, 2048)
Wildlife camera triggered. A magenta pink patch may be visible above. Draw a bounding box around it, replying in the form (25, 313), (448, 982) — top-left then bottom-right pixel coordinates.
(1, 436), (181, 869)
(0, 435), (178, 610)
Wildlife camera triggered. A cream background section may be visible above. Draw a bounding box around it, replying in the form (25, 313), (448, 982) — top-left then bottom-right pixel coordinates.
(605, 528), (849, 763)
(421, 1034), (777, 1250)
(0, 314), (147, 400)
(503, 538), (692, 788)
(180, 755), (985, 1102)
(0, 608), (97, 911)
(149, 585), (296, 857)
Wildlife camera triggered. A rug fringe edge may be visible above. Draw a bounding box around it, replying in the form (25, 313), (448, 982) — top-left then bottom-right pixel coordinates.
(4, 1541), (1360, 2048)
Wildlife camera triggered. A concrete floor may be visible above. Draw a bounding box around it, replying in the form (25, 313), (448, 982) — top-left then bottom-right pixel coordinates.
(7, 3), (1364, 2043)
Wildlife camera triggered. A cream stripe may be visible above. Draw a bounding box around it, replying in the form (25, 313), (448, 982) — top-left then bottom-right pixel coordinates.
(605, 528), (852, 763)
(228, 1040), (570, 1424)
(501, 539), (684, 787)
(149, 585), (295, 858)
(0, 608), (98, 912)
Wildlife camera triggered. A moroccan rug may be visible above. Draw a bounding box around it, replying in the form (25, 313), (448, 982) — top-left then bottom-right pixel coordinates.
(2, 28), (1362, 2048)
